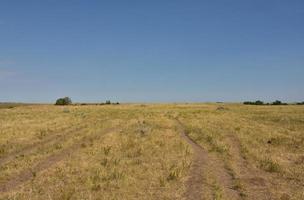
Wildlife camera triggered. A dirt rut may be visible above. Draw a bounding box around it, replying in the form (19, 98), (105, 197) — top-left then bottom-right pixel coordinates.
(0, 124), (87, 167)
(175, 119), (241, 200)
(0, 126), (119, 193)
(225, 134), (273, 199)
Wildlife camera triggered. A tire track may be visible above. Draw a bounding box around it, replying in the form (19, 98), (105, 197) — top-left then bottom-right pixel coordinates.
(175, 119), (210, 200)
(225, 134), (273, 200)
(0, 124), (87, 167)
(174, 119), (241, 200)
(0, 125), (119, 193)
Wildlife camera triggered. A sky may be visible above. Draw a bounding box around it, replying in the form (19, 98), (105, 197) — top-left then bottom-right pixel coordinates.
(0, 0), (303, 103)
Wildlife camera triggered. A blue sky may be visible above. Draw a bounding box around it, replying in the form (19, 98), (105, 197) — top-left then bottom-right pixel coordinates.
(1, 0), (303, 103)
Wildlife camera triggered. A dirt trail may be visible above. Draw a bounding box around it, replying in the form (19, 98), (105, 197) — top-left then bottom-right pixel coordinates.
(175, 119), (210, 200)
(0, 126), (119, 193)
(175, 119), (241, 200)
(225, 134), (273, 199)
(0, 124), (87, 167)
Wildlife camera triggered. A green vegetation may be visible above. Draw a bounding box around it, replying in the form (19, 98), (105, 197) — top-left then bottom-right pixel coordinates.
(244, 100), (289, 105)
(271, 100), (287, 105)
(55, 97), (72, 105)
(244, 100), (264, 105)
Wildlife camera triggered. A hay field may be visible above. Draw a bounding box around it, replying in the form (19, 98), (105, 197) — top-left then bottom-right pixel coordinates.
(0, 104), (303, 199)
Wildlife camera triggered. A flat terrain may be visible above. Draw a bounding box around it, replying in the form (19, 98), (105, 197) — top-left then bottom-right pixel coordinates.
(0, 104), (303, 199)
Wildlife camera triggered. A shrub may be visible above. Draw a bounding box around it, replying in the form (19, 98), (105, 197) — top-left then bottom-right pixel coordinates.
(255, 100), (264, 105)
(243, 100), (264, 105)
(272, 100), (287, 105)
(260, 158), (281, 172)
(55, 97), (72, 105)
(244, 100), (289, 105)
(272, 100), (282, 105)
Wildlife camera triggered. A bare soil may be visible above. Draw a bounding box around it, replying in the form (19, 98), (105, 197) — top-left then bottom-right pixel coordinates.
(175, 119), (241, 200)
(225, 134), (273, 200)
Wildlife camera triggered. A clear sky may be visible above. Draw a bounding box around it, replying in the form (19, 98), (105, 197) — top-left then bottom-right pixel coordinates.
(0, 0), (303, 103)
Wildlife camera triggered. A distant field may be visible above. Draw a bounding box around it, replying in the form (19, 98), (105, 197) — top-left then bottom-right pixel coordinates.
(0, 104), (303, 199)
(0, 103), (28, 109)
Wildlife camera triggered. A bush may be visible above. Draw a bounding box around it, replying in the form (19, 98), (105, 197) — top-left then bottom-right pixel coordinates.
(272, 100), (282, 105)
(244, 100), (289, 105)
(243, 100), (264, 105)
(55, 97), (72, 105)
(271, 100), (287, 105)
(255, 100), (264, 105)
(260, 158), (281, 173)
(296, 102), (304, 105)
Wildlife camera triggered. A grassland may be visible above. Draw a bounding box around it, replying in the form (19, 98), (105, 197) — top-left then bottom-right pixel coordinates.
(0, 104), (303, 199)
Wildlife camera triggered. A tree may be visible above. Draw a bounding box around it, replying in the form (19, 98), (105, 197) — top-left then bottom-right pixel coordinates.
(271, 100), (288, 105)
(255, 100), (264, 105)
(243, 100), (264, 105)
(272, 100), (281, 105)
(55, 97), (72, 105)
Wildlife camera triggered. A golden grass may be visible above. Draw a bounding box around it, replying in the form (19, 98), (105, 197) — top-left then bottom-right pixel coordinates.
(178, 104), (304, 199)
(0, 104), (303, 199)
(0, 105), (191, 199)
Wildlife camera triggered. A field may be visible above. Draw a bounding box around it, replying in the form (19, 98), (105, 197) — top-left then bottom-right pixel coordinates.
(0, 104), (303, 199)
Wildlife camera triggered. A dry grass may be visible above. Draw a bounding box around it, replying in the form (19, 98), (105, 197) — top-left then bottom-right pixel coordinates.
(177, 104), (304, 199)
(0, 104), (303, 199)
(0, 105), (191, 199)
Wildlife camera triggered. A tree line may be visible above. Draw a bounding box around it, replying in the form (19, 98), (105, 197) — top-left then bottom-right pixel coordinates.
(55, 97), (119, 105)
(54, 97), (303, 106)
(243, 100), (304, 105)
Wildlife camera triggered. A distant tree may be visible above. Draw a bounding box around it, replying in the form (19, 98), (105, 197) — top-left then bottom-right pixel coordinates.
(105, 100), (111, 105)
(255, 100), (264, 105)
(244, 100), (264, 105)
(55, 97), (72, 105)
(271, 100), (288, 105)
(244, 100), (289, 105)
(296, 101), (304, 105)
(272, 100), (282, 105)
